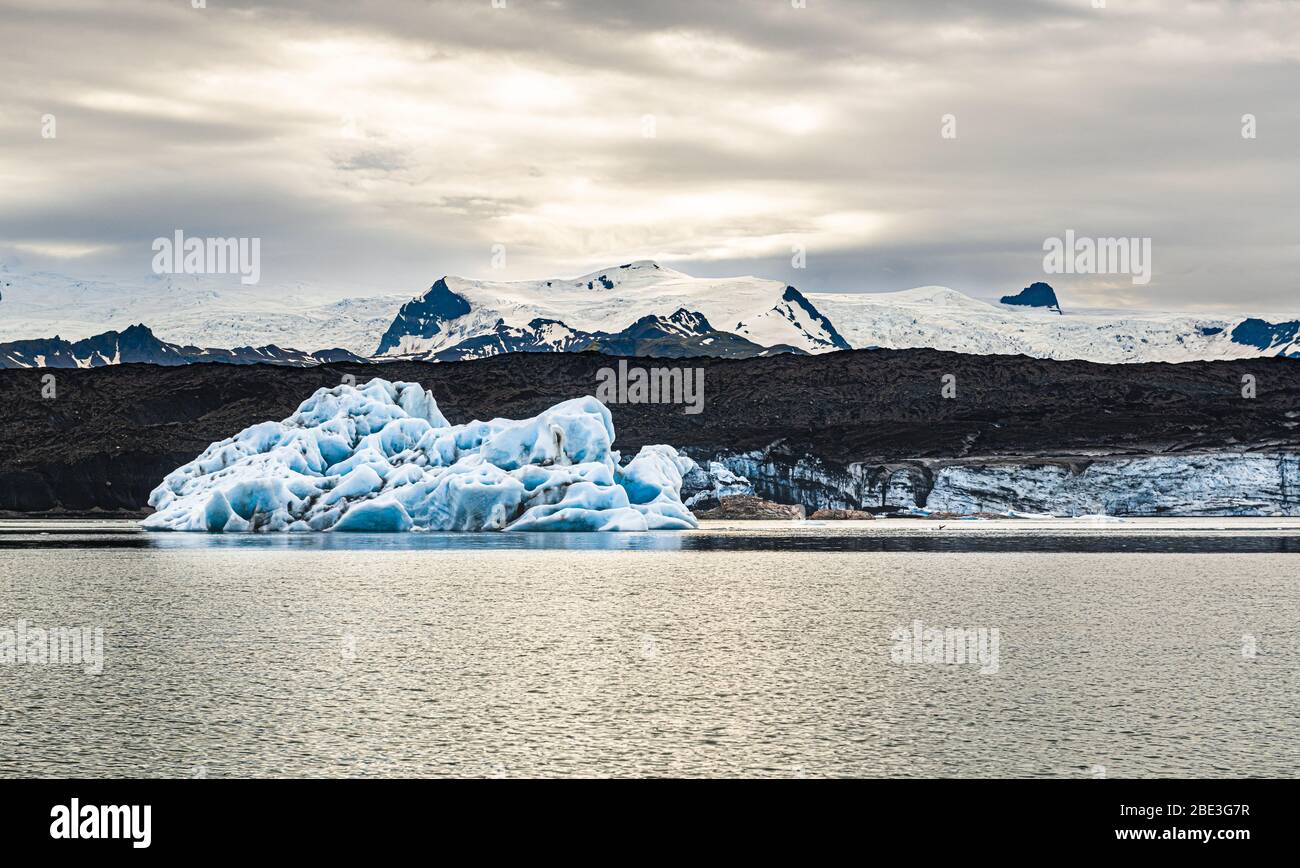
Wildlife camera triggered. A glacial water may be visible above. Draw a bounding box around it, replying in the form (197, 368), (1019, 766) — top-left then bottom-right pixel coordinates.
(1, 518), (1298, 778)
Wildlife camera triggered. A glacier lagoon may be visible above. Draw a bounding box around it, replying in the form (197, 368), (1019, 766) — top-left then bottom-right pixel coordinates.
(2, 517), (1299, 778)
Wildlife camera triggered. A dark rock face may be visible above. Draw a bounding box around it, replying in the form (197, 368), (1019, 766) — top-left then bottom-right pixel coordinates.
(424, 318), (585, 360)
(695, 496), (806, 520)
(374, 278), (473, 356)
(0, 348), (1297, 515)
(1000, 282), (1062, 313)
(1231, 318), (1300, 355)
(781, 286), (852, 351)
(0, 324), (368, 369)
(310, 348), (371, 364)
(573, 310), (801, 359)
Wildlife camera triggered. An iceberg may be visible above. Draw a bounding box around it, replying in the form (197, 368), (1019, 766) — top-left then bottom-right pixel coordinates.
(142, 378), (698, 533)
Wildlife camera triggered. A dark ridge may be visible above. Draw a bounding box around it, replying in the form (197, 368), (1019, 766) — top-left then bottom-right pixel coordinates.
(0, 324), (365, 369)
(419, 310), (799, 361)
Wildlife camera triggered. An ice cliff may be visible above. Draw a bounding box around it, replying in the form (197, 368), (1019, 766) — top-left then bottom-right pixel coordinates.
(143, 378), (698, 532)
(711, 451), (1300, 517)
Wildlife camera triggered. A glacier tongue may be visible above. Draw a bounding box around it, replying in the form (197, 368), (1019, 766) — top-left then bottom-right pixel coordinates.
(142, 378), (698, 533)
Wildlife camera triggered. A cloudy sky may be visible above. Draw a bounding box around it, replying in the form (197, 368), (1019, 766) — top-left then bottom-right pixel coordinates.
(1, 0), (1297, 311)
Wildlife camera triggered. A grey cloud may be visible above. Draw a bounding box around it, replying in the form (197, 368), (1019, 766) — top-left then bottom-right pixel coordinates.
(334, 147), (412, 172)
(0, 0), (1296, 311)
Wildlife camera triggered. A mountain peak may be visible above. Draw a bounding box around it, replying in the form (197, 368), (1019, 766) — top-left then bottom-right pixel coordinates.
(568, 260), (689, 287)
(373, 262), (846, 359)
(621, 308), (714, 339)
(1000, 282), (1062, 314)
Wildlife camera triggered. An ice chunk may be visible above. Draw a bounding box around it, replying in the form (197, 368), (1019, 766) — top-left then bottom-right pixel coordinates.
(142, 378), (698, 533)
(681, 459), (756, 509)
(334, 498), (414, 532)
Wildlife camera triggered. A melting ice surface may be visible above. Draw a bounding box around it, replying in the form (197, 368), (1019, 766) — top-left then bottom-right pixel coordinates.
(142, 378), (698, 533)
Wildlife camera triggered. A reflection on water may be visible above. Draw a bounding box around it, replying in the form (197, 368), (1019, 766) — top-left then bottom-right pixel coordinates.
(1, 519), (1297, 778)
(6, 518), (1300, 553)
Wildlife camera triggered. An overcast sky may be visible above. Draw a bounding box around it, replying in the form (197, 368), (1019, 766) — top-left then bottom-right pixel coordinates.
(1, 0), (1297, 311)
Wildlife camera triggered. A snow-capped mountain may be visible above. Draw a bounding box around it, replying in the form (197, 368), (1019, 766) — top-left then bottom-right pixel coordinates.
(375, 263), (1300, 364)
(373, 260), (850, 360)
(4, 259), (1298, 365)
(806, 285), (1300, 363)
(0, 324), (367, 369)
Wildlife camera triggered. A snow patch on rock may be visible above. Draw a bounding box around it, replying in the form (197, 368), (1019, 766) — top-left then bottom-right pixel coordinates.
(682, 460), (756, 509)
